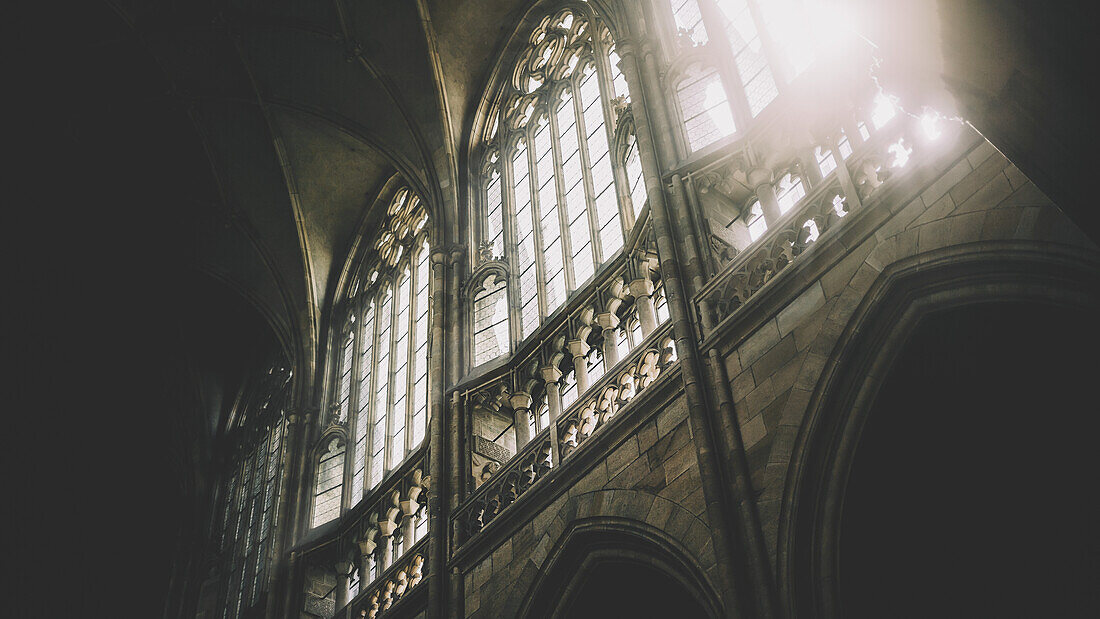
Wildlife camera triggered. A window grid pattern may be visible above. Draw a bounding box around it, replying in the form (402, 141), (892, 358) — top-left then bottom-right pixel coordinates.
(314, 189), (432, 528)
(625, 136), (648, 218)
(411, 243), (429, 447)
(353, 305), (375, 504)
(477, 7), (645, 362)
(677, 66), (735, 151)
(220, 419), (285, 619)
(473, 274), (509, 366)
(512, 138), (540, 338)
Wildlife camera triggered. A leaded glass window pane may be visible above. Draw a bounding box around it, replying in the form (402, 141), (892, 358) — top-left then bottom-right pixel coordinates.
(311, 439), (344, 528)
(473, 274), (509, 366)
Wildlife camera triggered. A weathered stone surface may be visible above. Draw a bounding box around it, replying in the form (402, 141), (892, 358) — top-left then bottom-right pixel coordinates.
(776, 282), (826, 336)
(738, 319), (781, 368)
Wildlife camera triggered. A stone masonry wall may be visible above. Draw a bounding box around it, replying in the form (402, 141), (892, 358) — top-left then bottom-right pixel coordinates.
(717, 137), (1095, 565)
(462, 392), (719, 618)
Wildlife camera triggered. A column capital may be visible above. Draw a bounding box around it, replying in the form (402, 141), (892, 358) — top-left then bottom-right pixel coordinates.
(629, 278), (654, 298)
(566, 339), (591, 358)
(747, 166), (774, 188)
(595, 312), (620, 330)
(540, 366), (562, 385)
(509, 391), (533, 411)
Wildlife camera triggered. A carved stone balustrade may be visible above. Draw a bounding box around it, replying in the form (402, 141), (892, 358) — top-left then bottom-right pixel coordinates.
(694, 113), (918, 341)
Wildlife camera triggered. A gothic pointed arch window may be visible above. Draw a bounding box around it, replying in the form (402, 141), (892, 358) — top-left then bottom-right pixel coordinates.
(473, 5), (651, 360)
(312, 184), (432, 528)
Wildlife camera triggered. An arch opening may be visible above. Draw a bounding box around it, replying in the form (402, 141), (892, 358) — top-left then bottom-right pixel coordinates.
(840, 302), (1099, 617)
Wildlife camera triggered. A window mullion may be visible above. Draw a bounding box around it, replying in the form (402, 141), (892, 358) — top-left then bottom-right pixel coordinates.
(549, 93), (577, 292)
(501, 138), (523, 349)
(384, 278), (399, 479)
(526, 124), (549, 322)
(405, 259), (417, 456)
(345, 304), (363, 507)
(592, 40), (635, 237)
(700, 0), (754, 128)
(571, 77), (604, 267)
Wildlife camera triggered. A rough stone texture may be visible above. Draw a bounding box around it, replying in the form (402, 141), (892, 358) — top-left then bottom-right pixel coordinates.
(460, 393), (719, 619)
(459, 138), (1096, 619)
(726, 139), (1098, 568)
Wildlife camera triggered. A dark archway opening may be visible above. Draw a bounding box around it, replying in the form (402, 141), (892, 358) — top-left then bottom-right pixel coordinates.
(562, 560), (710, 619)
(841, 302), (1099, 617)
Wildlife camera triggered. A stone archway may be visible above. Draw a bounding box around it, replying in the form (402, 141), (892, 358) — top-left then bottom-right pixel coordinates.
(778, 247), (1100, 618)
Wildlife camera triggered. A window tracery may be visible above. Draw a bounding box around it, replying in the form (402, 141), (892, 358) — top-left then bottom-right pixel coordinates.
(472, 5), (650, 367)
(312, 185), (432, 529)
(663, 0), (860, 154)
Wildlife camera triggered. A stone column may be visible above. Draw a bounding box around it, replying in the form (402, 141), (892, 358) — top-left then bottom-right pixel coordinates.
(749, 167), (782, 225)
(428, 250), (448, 619)
(540, 366), (563, 466)
(510, 391), (533, 446)
(334, 561), (352, 608)
(629, 278), (657, 336)
(595, 313), (620, 367)
(567, 339), (591, 393)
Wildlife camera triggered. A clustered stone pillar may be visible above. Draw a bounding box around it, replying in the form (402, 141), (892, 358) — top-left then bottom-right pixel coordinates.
(334, 561), (352, 608)
(629, 277), (657, 336)
(749, 167), (782, 226)
(510, 391), (533, 446)
(540, 366), (563, 465)
(567, 339), (590, 393)
(596, 312), (620, 367)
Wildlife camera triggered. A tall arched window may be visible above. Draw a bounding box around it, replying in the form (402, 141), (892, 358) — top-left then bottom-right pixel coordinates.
(663, 0), (849, 153)
(312, 185), (432, 527)
(474, 6), (646, 357)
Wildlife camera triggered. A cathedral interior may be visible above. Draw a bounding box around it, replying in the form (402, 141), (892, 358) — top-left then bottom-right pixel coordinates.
(4, 0), (1098, 617)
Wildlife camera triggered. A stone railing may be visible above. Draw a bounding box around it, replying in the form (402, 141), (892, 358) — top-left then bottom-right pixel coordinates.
(453, 320), (677, 544)
(694, 115), (914, 340)
(333, 537), (428, 619)
(300, 446), (430, 619)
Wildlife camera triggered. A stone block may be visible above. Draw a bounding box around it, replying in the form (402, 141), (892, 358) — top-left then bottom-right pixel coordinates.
(759, 390), (789, 435)
(820, 239), (874, 298)
(723, 351), (741, 378)
(491, 538), (513, 570)
(571, 461), (608, 497)
(847, 263), (879, 294)
(646, 497), (676, 529)
(683, 520), (712, 557)
(741, 413), (767, 450)
(910, 192), (956, 228)
(954, 174), (1012, 215)
(751, 335), (797, 382)
(664, 503), (695, 539)
(609, 454), (651, 490)
(776, 282), (826, 337)
(875, 196), (925, 241)
(634, 460), (670, 494)
(647, 421), (690, 469)
(1003, 164), (1028, 190)
(920, 157), (972, 207)
(949, 152), (1009, 206)
(999, 182), (1054, 209)
(980, 206), (1023, 241)
(770, 352), (803, 394)
(740, 377), (777, 422)
(965, 139), (998, 168)
(636, 421), (659, 453)
(792, 298), (833, 352)
(662, 442), (698, 484)
(656, 399), (689, 437)
(865, 236), (895, 273)
(738, 319), (781, 368)
(684, 486), (708, 520)
(606, 435), (640, 478)
(731, 367), (756, 403)
(662, 465), (702, 504)
(808, 317), (845, 357)
(794, 354), (827, 392)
